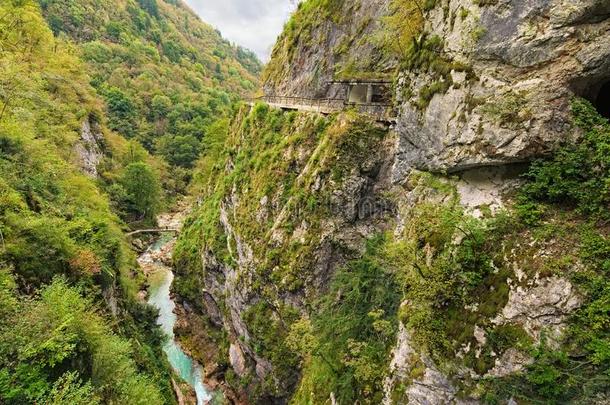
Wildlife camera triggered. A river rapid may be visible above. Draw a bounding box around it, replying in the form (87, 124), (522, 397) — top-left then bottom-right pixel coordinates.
(137, 209), (213, 405)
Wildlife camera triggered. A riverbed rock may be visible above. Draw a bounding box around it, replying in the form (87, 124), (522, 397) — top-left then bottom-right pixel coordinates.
(172, 378), (197, 405)
(131, 238), (146, 252)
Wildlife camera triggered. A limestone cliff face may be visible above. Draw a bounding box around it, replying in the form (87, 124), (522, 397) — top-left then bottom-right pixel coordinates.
(175, 1), (610, 404)
(74, 116), (105, 178)
(268, 0), (610, 177)
(263, 0), (394, 98)
(174, 107), (397, 402)
(393, 0), (610, 177)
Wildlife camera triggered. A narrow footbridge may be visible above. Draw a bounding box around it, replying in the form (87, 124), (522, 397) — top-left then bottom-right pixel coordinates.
(249, 95), (396, 123)
(126, 228), (179, 237)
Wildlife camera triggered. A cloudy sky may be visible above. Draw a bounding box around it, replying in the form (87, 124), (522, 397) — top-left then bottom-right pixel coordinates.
(183, 0), (297, 61)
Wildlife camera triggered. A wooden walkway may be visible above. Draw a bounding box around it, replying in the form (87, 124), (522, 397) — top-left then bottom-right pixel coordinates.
(248, 95), (395, 123)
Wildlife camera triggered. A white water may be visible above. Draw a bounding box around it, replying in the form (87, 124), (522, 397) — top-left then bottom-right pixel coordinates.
(144, 236), (211, 405)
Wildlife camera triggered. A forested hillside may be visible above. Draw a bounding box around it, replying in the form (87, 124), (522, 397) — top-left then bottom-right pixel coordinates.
(0, 0), (260, 403)
(40, 0), (260, 172)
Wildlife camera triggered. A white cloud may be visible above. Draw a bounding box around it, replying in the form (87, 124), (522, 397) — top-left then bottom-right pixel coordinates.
(183, 0), (297, 61)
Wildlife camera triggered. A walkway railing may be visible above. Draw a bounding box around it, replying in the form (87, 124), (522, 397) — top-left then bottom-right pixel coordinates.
(248, 95), (395, 123)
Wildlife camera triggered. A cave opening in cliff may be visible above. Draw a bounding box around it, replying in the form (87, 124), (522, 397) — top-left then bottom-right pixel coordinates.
(594, 81), (610, 119)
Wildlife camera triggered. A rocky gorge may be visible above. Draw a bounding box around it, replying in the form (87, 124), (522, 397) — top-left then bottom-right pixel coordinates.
(171, 0), (610, 404)
(2, 0), (609, 403)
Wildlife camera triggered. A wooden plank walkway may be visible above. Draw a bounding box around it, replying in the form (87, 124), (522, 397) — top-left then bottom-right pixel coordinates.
(248, 96), (396, 123)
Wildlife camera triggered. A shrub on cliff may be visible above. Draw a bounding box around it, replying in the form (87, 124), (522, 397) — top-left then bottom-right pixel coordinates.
(484, 99), (610, 403)
(520, 99), (610, 220)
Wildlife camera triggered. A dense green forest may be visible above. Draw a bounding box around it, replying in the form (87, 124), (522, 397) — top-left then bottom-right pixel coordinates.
(0, 0), (259, 403)
(40, 0), (260, 187)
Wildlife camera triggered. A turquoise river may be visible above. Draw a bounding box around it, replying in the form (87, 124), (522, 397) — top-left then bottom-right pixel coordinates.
(143, 234), (212, 404)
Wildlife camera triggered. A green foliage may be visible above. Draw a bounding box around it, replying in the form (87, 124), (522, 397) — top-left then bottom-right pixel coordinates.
(242, 301), (300, 397)
(481, 90), (531, 128)
(3, 215), (75, 285)
(375, 0), (424, 60)
(103, 87), (138, 139)
(39, 0), (260, 166)
(175, 106), (389, 399)
(473, 0), (499, 6)
(155, 134), (201, 168)
(417, 79), (452, 107)
(292, 236), (401, 404)
(483, 100), (610, 403)
(121, 162), (161, 222)
(386, 197), (511, 362)
(0, 3), (175, 404)
(45, 372), (100, 405)
(520, 98), (610, 219)
(0, 277), (164, 404)
(0, 0), (131, 289)
(401, 34), (473, 109)
(137, 0), (158, 17)
(151, 94), (172, 118)
(513, 196), (545, 226)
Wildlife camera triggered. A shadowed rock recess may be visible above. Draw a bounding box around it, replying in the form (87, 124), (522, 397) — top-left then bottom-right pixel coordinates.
(174, 1), (610, 404)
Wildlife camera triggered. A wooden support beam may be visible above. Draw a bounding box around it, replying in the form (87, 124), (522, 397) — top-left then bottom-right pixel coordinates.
(126, 228), (179, 237)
